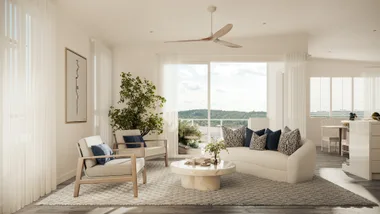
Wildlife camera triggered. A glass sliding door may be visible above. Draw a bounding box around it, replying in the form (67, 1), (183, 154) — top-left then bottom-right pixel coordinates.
(166, 62), (268, 156)
(209, 62), (267, 140)
(175, 64), (208, 154)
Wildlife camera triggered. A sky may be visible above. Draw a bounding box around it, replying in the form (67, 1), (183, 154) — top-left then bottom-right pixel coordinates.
(167, 62), (267, 112)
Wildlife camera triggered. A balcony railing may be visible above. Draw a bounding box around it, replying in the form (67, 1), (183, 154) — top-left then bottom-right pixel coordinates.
(179, 118), (249, 142)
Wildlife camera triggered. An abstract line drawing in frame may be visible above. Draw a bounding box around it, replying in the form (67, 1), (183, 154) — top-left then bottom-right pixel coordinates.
(65, 48), (87, 123)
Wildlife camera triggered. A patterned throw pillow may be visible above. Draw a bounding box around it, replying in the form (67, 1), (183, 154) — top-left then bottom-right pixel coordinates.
(222, 126), (245, 147)
(283, 126), (292, 133)
(249, 133), (267, 150)
(244, 127), (265, 147)
(278, 129), (301, 156)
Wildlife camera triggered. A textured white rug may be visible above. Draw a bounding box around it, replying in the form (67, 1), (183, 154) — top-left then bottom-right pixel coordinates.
(38, 161), (376, 206)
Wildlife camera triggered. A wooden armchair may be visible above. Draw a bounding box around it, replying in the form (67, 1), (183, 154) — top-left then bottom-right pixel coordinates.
(75, 136), (146, 197)
(114, 130), (168, 167)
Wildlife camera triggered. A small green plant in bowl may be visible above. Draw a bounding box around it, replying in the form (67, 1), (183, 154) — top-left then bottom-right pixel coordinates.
(205, 138), (228, 165)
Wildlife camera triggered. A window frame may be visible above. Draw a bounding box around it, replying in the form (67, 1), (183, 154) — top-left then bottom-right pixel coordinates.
(309, 76), (364, 118)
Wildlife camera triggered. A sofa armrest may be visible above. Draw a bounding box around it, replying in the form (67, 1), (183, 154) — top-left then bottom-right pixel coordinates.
(287, 139), (316, 183)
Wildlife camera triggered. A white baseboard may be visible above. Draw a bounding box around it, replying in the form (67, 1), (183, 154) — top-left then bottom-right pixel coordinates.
(57, 169), (76, 184)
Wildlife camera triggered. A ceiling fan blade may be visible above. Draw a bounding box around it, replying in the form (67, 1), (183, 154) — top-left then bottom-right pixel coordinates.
(214, 39), (242, 48)
(164, 37), (212, 43)
(211, 24), (233, 40)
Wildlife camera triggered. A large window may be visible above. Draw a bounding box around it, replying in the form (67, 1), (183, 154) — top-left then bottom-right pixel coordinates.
(174, 62), (268, 144)
(310, 77), (330, 117)
(310, 77), (365, 118)
(331, 77), (352, 117)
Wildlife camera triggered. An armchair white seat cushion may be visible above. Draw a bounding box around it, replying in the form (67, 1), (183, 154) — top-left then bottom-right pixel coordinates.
(114, 129), (168, 166)
(86, 158), (145, 177)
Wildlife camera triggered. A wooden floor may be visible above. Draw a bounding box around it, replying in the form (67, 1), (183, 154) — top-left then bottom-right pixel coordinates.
(15, 148), (380, 214)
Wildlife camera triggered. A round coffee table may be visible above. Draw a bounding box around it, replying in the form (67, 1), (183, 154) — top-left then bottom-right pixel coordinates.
(170, 160), (236, 191)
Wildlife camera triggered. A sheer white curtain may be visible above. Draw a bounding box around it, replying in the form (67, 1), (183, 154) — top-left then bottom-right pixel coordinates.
(1, 0), (57, 213)
(363, 71), (380, 118)
(157, 54), (181, 158)
(283, 53), (307, 137)
(92, 40), (113, 144)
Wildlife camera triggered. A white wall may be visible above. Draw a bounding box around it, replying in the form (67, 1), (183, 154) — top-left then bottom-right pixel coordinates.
(306, 58), (378, 146)
(56, 11), (94, 184)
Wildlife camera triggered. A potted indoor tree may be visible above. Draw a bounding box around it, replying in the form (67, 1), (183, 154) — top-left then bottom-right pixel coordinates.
(109, 72), (166, 136)
(205, 138), (228, 165)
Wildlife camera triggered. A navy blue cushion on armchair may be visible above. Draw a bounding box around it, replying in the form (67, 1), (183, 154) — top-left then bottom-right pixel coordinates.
(265, 128), (282, 150)
(91, 144), (114, 165)
(123, 135), (147, 148)
(244, 127), (265, 147)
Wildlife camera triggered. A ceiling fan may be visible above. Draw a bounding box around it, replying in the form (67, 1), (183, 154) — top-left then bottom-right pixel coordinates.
(165, 5), (242, 48)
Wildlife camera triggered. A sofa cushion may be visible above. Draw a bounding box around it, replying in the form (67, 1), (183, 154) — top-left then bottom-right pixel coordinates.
(91, 144), (114, 165)
(222, 126), (245, 147)
(220, 147), (288, 171)
(123, 135), (147, 148)
(278, 129), (301, 156)
(283, 126), (292, 133)
(244, 128), (265, 147)
(265, 129), (282, 150)
(145, 146), (165, 157)
(86, 157), (145, 177)
(249, 133), (267, 150)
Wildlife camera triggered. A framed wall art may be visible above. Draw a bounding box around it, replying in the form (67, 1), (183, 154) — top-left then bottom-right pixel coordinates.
(65, 48), (87, 123)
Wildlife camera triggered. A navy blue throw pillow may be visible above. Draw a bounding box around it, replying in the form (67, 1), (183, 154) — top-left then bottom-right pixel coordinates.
(123, 135), (147, 148)
(265, 128), (282, 150)
(245, 128), (265, 147)
(91, 144), (114, 165)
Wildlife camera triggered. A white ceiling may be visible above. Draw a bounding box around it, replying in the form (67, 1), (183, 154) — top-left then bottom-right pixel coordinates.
(57, 0), (380, 62)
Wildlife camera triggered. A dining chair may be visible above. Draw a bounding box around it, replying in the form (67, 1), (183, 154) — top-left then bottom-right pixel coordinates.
(320, 118), (340, 153)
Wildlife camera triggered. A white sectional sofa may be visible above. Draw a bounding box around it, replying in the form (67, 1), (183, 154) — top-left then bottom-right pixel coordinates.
(219, 138), (316, 183)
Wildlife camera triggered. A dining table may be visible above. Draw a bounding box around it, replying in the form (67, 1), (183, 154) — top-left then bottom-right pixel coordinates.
(321, 125), (348, 155)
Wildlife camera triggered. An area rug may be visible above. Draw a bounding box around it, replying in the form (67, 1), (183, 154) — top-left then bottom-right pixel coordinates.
(38, 161), (377, 207)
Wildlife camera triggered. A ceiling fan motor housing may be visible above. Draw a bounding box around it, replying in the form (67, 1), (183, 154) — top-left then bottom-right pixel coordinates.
(208, 5), (217, 13)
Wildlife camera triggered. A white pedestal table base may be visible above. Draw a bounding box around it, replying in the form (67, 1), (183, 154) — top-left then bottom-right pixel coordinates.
(181, 175), (220, 191)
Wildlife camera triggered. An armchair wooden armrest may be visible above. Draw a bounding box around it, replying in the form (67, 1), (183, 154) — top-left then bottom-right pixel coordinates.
(80, 154), (136, 160)
(144, 139), (167, 147)
(115, 142), (145, 148)
(144, 139), (168, 167)
(114, 142), (145, 157)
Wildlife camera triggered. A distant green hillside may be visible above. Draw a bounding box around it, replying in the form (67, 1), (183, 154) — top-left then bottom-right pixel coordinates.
(178, 109), (266, 127)
(178, 109), (266, 119)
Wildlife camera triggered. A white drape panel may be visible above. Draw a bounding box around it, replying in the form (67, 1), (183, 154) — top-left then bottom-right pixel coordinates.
(283, 53), (307, 137)
(363, 71), (380, 118)
(92, 40), (113, 144)
(1, 1), (57, 213)
(157, 55), (180, 158)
